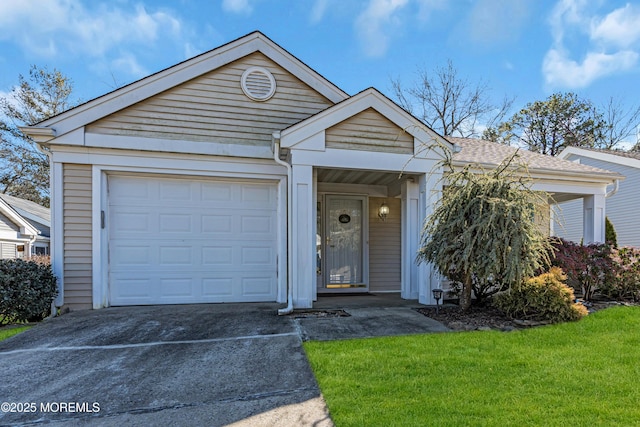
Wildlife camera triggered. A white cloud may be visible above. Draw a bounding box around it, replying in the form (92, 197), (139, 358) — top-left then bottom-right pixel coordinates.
(0, 1), (184, 58)
(414, 0), (448, 22)
(111, 53), (149, 80)
(354, 0), (409, 57)
(543, 0), (640, 89)
(590, 4), (640, 49)
(466, 0), (530, 46)
(310, 0), (329, 23)
(543, 48), (638, 88)
(222, 0), (253, 15)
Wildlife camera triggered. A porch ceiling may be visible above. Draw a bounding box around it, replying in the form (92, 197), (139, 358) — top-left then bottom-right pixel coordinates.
(317, 168), (416, 186)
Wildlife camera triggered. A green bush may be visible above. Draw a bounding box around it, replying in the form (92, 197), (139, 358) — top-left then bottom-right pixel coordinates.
(0, 259), (58, 324)
(601, 247), (640, 302)
(494, 267), (588, 323)
(605, 217), (618, 248)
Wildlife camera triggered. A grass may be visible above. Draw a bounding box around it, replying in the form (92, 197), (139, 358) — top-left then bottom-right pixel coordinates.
(304, 306), (640, 427)
(0, 325), (30, 341)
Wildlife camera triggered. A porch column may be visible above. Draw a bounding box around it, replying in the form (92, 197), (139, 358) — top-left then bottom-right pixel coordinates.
(400, 179), (419, 300)
(583, 194), (605, 244)
(417, 172), (440, 305)
(291, 164), (314, 308)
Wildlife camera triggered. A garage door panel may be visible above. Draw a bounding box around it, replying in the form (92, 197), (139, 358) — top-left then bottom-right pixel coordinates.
(242, 277), (277, 296)
(109, 175), (279, 305)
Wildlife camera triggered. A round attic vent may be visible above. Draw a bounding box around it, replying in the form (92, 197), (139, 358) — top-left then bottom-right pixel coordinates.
(241, 67), (276, 101)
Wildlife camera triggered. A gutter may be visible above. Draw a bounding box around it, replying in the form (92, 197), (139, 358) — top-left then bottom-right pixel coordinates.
(606, 179), (620, 198)
(272, 131), (294, 316)
(29, 128), (60, 317)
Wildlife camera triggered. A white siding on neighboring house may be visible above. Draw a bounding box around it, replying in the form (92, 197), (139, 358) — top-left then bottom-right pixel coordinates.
(1, 242), (16, 259)
(86, 52), (333, 147)
(63, 164), (93, 310)
(368, 197), (401, 292)
(0, 212), (20, 234)
(556, 154), (639, 246)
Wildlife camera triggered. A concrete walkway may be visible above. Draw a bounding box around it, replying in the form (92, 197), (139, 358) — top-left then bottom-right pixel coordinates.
(0, 295), (447, 426)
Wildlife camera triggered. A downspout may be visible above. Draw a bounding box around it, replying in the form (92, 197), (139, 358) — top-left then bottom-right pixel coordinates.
(36, 142), (59, 319)
(606, 179), (619, 198)
(272, 131), (294, 315)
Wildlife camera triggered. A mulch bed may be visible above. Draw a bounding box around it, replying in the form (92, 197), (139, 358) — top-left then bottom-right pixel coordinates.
(416, 300), (637, 332)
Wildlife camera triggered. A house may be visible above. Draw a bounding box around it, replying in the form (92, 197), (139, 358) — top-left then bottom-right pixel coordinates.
(556, 147), (637, 246)
(0, 193), (50, 259)
(21, 32), (622, 311)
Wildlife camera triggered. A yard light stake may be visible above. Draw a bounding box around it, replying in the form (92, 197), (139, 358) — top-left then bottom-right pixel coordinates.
(432, 288), (443, 314)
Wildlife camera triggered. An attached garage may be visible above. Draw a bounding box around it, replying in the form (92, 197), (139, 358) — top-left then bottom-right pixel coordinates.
(108, 174), (279, 305)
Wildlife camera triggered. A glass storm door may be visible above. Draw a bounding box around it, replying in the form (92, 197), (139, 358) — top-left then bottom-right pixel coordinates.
(324, 196), (366, 289)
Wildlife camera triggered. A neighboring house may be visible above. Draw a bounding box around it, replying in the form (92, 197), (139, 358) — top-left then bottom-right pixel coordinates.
(0, 193), (50, 259)
(556, 147), (637, 246)
(21, 32), (621, 311)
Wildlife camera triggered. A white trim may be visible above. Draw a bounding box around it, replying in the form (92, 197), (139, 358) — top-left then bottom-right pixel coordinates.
(292, 148), (438, 172)
(85, 133), (275, 159)
(280, 89), (449, 157)
(0, 198), (39, 237)
(52, 162), (64, 307)
(559, 146), (640, 170)
(25, 32), (347, 139)
(85, 153), (287, 308)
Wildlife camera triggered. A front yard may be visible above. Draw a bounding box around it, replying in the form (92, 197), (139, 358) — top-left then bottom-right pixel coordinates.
(304, 306), (640, 426)
(0, 326), (30, 342)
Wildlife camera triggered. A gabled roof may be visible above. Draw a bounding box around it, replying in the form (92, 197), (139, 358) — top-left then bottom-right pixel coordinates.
(0, 195), (42, 236)
(558, 146), (640, 169)
(23, 31), (349, 142)
(280, 87), (453, 155)
(449, 137), (624, 182)
(0, 193), (50, 227)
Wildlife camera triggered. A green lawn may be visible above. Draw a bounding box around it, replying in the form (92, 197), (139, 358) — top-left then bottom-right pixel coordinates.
(0, 326), (30, 342)
(304, 307), (640, 427)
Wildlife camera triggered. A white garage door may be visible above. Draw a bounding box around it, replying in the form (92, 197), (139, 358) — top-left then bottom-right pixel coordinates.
(108, 175), (278, 305)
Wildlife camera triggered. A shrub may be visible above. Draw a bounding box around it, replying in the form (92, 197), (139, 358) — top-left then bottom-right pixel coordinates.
(494, 267), (588, 323)
(446, 271), (508, 306)
(605, 217), (618, 248)
(0, 258), (57, 324)
(601, 247), (640, 302)
(549, 238), (614, 301)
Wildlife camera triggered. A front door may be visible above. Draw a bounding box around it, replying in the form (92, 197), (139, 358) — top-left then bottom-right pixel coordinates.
(323, 195), (368, 291)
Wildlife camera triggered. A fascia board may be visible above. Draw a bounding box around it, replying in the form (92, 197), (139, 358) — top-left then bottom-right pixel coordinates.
(282, 89), (446, 151)
(0, 199), (39, 236)
(29, 33), (348, 139)
(451, 160), (623, 184)
(559, 146), (640, 170)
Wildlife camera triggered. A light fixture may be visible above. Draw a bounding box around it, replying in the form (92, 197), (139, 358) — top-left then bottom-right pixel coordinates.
(378, 202), (389, 221)
(432, 288), (443, 314)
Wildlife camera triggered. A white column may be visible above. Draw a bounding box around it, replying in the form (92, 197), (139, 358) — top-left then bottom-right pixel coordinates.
(291, 164), (314, 308)
(51, 161), (64, 307)
(417, 172), (440, 305)
(583, 194), (606, 244)
(400, 179), (419, 300)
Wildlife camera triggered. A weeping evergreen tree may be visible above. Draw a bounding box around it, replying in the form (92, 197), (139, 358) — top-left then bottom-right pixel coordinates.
(418, 149), (552, 311)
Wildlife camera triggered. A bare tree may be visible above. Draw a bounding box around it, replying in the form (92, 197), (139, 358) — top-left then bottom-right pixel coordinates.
(601, 97), (640, 150)
(391, 60), (513, 137)
(0, 66), (77, 207)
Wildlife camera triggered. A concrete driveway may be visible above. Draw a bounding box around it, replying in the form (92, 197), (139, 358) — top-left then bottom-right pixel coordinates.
(0, 304), (331, 427)
(0, 297), (447, 426)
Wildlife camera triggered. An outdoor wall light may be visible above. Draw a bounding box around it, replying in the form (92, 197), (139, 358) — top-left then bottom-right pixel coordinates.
(378, 202), (389, 221)
(432, 288), (443, 314)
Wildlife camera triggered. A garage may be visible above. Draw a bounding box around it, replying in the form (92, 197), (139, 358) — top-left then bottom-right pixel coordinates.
(108, 174), (279, 305)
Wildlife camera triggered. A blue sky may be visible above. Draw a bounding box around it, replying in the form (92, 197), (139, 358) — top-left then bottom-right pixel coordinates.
(2, 0), (640, 144)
